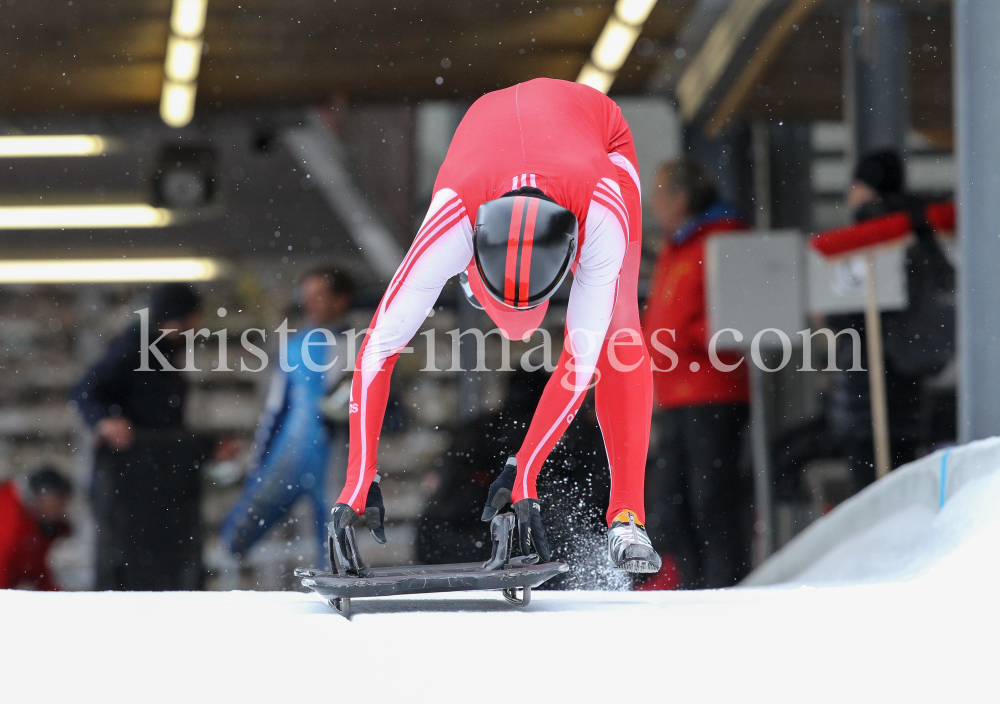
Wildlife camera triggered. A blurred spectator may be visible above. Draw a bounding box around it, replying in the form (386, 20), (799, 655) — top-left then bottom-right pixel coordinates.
(72, 283), (209, 590)
(418, 370), (548, 565)
(828, 150), (955, 490)
(0, 466), (73, 590)
(640, 157), (751, 589)
(417, 369), (608, 576)
(220, 266), (355, 564)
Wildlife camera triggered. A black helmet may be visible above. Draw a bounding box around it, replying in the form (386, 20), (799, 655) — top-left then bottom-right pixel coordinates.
(473, 188), (578, 310)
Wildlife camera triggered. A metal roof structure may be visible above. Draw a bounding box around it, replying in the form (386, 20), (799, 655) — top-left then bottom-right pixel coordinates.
(1, 1), (951, 138)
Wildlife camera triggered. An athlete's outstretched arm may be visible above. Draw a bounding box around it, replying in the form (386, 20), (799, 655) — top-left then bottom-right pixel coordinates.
(511, 183), (628, 504)
(336, 190), (473, 511)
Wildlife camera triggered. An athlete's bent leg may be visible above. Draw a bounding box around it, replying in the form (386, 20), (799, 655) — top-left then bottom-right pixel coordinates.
(595, 314), (653, 526)
(511, 343), (592, 504)
(595, 162), (653, 526)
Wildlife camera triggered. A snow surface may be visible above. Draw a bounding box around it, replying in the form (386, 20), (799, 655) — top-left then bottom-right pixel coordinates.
(4, 470), (1000, 702)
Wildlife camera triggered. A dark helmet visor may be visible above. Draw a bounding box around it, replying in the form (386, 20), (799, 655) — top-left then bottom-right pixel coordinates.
(473, 194), (578, 310)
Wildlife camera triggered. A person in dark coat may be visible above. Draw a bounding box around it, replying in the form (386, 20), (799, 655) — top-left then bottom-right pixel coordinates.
(72, 283), (209, 590)
(0, 467), (73, 590)
(417, 371), (550, 565)
(827, 150), (950, 491)
(417, 369), (608, 571)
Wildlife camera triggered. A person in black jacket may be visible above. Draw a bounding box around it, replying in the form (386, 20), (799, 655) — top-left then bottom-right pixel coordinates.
(72, 283), (208, 590)
(417, 369), (608, 572)
(827, 150), (954, 491)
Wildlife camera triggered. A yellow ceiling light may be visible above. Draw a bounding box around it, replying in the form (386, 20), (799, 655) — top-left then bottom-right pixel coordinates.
(0, 258), (223, 284)
(0, 135), (112, 158)
(164, 35), (203, 83)
(0, 204), (173, 229)
(160, 81), (198, 128)
(577, 1), (658, 94)
(592, 18), (642, 72)
(577, 63), (616, 94)
(616, 0), (658, 26)
(171, 0), (208, 38)
(160, 0), (208, 128)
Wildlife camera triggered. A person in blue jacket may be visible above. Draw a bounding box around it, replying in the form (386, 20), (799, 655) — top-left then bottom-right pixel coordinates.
(221, 267), (356, 562)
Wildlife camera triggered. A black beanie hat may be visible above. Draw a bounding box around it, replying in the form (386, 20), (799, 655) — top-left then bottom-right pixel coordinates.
(150, 283), (201, 323)
(854, 149), (904, 195)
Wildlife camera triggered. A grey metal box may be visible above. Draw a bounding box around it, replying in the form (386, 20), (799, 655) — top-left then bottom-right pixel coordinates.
(704, 230), (806, 351)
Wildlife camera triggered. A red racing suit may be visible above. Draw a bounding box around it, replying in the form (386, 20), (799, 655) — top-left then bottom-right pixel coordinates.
(336, 78), (653, 526)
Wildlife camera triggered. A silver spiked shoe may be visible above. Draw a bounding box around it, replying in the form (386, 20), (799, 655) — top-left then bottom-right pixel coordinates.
(607, 510), (662, 574)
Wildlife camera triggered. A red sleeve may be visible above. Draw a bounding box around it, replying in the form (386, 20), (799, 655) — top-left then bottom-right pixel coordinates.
(811, 201), (956, 256)
(927, 201), (955, 231)
(811, 212), (912, 256)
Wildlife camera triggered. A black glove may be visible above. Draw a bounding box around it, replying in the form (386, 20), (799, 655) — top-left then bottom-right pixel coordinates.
(480, 457), (551, 562)
(481, 456), (517, 521)
(364, 475), (387, 544)
(513, 498), (551, 562)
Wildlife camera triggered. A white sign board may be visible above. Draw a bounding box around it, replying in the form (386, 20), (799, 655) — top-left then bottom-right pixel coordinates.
(806, 245), (908, 315)
(705, 231), (806, 351)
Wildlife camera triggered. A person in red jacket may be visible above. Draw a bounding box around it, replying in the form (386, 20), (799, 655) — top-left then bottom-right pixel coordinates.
(641, 156), (750, 589)
(0, 467), (73, 590)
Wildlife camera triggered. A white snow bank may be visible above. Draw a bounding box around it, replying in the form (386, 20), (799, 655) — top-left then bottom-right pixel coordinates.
(4, 440), (1000, 702)
(795, 504), (937, 583)
(746, 436), (1000, 585)
(796, 466), (1000, 584)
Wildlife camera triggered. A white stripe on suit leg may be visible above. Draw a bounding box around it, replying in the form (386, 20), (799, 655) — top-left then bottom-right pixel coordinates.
(522, 391), (583, 500)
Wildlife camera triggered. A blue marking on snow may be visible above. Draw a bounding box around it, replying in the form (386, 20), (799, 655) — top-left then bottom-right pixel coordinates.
(940, 450), (951, 509)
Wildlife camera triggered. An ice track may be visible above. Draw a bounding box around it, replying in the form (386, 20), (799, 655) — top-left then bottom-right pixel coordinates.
(4, 444), (1000, 702)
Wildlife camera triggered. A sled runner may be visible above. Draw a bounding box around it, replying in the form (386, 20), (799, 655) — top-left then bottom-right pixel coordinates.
(295, 512), (568, 617)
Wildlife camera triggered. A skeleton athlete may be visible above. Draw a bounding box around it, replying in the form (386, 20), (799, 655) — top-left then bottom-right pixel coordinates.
(332, 78), (660, 573)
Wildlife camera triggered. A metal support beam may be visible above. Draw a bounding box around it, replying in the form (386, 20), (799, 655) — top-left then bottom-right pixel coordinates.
(749, 127), (775, 560)
(750, 121), (772, 229)
(749, 364), (774, 565)
(843, 1), (909, 162)
(955, 0), (1000, 441)
(767, 121), (813, 230)
(704, 0), (824, 137)
(674, 0), (824, 132)
(283, 112), (405, 282)
(647, 0), (733, 93)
